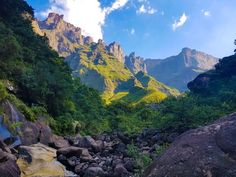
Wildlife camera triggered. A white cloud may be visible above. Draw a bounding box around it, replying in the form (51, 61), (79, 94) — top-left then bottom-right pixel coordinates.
(172, 13), (188, 31)
(136, 4), (157, 15)
(40, 0), (129, 41)
(104, 0), (129, 14)
(131, 28), (135, 35)
(201, 10), (211, 17)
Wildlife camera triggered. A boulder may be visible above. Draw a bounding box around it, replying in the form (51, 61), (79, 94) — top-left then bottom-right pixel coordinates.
(17, 143), (70, 177)
(144, 113), (236, 177)
(50, 135), (70, 149)
(0, 157), (21, 177)
(75, 136), (103, 152)
(74, 162), (89, 175)
(83, 166), (106, 177)
(114, 163), (130, 177)
(0, 139), (20, 177)
(57, 146), (93, 162)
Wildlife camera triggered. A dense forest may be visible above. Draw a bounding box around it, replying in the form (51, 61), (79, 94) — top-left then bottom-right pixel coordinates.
(0, 0), (236, 138)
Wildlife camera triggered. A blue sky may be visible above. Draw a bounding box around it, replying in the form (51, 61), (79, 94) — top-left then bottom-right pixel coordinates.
(27, 0), (236, 59)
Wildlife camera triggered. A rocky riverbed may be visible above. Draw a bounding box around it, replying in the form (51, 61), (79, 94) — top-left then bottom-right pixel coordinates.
(1, 100), (236, 177)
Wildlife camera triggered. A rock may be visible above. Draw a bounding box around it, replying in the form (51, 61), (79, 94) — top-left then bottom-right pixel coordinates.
(57, 146), (93, 162)
(75, 136), (103, 152)
(144, 113), (236, 177)
(83, 166), (106, 177)
(114, 163), (130, 177)
(19, 121), (39, 145)
(125, 52), (147, 74)
(166, 133), (179, 143)
(19, 121), (53, 146)
(67, 156), (80, 167)
(74, 162), (87, 175)
(123, 158), (136, 172)
(114, 142), (127, 156)
(117, 132), (130, 144)
(107, 42), (125, 63)
(0, 137), (20, 177)
(17, 143), (70, 177)
(36, 121), (52, 145)
(80, 149), (93, 162)
(2, 101), (53, 146)
(215, 121), (236, 160)
(0, 158), (21, 177)
(50, 134), (70, 149)
(57, 146), (84, 157)
(0, 137), (11, 153)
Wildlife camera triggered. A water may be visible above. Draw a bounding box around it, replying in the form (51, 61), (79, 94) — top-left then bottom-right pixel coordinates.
(0, 102), (22, 147)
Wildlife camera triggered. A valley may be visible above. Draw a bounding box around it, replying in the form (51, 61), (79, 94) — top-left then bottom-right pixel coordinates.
(0, 0), (236, 177)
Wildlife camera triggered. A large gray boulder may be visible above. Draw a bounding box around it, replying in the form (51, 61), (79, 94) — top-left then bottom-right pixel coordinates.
(144, 113), (236, 177)
(0, 139), (20, 177)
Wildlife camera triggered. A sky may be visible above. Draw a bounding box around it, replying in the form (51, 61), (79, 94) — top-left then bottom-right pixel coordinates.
(26, 0), (236, 59)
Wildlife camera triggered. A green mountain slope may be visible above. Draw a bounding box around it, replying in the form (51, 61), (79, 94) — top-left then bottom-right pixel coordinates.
(37, 13), (179, 103)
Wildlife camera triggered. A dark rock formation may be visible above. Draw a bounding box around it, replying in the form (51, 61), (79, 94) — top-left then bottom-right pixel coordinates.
(188, 54), (236, 94)
(144, 113), (236, 177)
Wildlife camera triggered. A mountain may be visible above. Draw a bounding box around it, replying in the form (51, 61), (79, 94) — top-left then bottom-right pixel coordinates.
(125, 52), (147, 74)
(145, 48), (219, 91)
(188, 54), (236, 94)
(125, 48), (218, 91)
(36, 13), (179, 103)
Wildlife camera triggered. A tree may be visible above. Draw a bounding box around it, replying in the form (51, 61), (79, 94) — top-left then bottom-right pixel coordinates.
(234, 39), (236, 54)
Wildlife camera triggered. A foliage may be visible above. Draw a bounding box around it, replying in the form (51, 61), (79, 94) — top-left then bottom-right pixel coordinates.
(234, 39), (236, 54)
(156, 143), (169, 156)
(0, 81), (8, 102)
(127, 144), (153, 174)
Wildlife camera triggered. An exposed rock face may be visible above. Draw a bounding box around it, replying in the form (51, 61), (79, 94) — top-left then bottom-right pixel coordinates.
(144, 113), (236, 177)
(145, 48), (218, 91)
(107, 42), (125, 63)
(17, 143), (73, 177)
(38, 12), (86, 57)
(125, 52), (147, 74)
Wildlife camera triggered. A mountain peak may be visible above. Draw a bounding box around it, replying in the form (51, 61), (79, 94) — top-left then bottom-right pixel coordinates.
(48, 12), (64, 20)
(181, 47), (193, 53)
(107, 42), (125, 63)
(125, 52), (147, 74)
(43, 13), (64, 29)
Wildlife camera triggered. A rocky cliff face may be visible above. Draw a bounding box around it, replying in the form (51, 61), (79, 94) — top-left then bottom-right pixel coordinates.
(36, 13), (179, 103)
(107, 42), (125, 63)
(125, 52), (147, 74)
(145, 48), (218, 91)
(38, 13), (86, 57)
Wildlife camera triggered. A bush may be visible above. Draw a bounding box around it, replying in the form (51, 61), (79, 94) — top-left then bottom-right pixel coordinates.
(0, 81), (8, 102)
